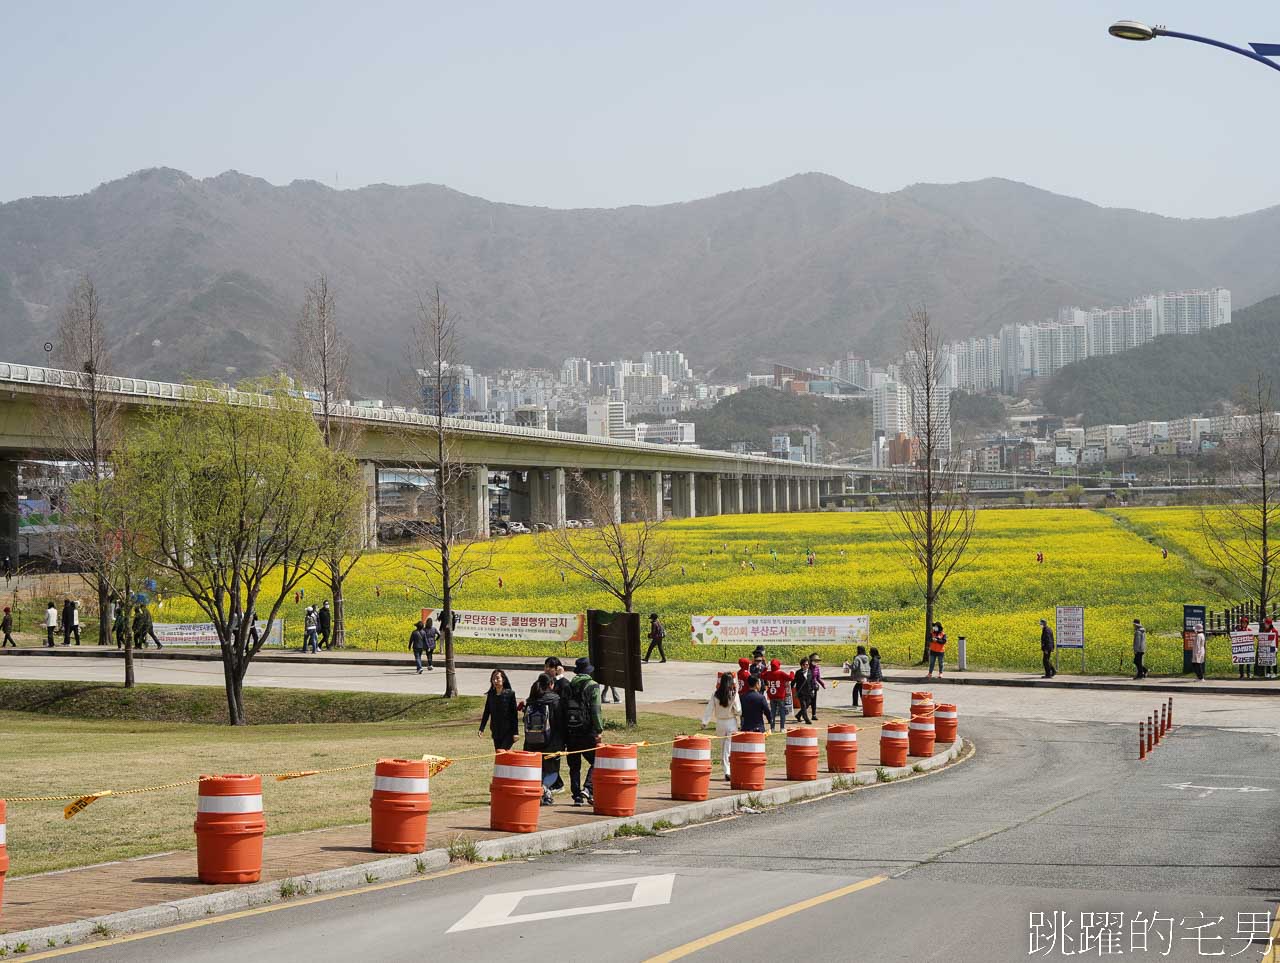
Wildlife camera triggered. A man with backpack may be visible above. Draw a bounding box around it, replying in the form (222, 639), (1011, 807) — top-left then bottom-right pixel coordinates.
(565, 657), (604, 806)
(643, 612), (667, 663)
(522, 672), (564, 806)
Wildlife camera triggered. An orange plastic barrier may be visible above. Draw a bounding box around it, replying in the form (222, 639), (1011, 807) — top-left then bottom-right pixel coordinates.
(910, 691), (935, 719)
(370, 758), (431, 854)
(0, 799), (7, 915)
(880, 721), (909, 767)
(784, 727), (819, 781)
(934, 704), (958, 743)
(194, 774), (266, 884)
(908, 715), (936, 757)
(861, 683), (884, 718)
(593, 744), (639, 816)
(490, 750), (543, 833)
(729, 731), (768, 791)
(670, 735), (712, 801)
(826, 724), (859, 773)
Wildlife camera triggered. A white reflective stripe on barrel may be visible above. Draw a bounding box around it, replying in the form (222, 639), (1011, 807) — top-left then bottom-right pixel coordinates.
(197, 794), (264, 814)
(730, 742), (767, 753)
(786, 737), (818, 747)
(672, 747), (712, 760)
(373, 775), (429, 794)
(909, 721), (934, 731)
(935, 711), (957, 719)
(881, 731), (909, 740)
(0, 823), (6, 845)
(827, 732), (858, 742)
(493, 765), (542, 782)
(594, 756), (638, 770)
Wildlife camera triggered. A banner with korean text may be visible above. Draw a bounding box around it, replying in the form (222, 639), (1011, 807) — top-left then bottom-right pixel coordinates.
(690, 615), (869, 646)
(422, 609), (585, 644)
(153, 621), (283, 647)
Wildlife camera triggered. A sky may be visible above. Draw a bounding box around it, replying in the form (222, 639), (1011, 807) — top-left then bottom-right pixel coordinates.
(2, 1), (1278, 218)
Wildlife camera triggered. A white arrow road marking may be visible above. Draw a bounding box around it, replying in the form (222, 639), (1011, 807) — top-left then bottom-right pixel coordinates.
(1164, 782), (1271, 799)
(447, 873), (676, 933)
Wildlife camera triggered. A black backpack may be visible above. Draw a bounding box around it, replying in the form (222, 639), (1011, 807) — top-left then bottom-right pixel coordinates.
(565, 680), (595, 734)
(524, 699), (551, 748)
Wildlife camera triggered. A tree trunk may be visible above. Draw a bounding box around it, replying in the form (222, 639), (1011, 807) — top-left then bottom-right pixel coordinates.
(123, 634), (135, 688)
(330, 559), (346, 648)
(442, 623), (457, 698)
(224, 654), (246, 725)
(97, 577), (111, 646)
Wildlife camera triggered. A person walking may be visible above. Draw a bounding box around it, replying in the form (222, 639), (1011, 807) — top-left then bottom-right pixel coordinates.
(1191, 626), (1207, 681)
(1132, 619), (1148, 680)
(565, 658), (603, 806)
(847, 645), (871, 707)
(479, 669), (519, 751)
(869, 647), (883, 683)
(541, 657), (569, 792)
(61, 598), (75, 645)
(1, 606), (14, 647)
(643, 612), (667, 663)
(422, 617), (439, 670)
(303, 606), (319, 653)
(739, 675), (773, 733)
(792, 657), (814, 724)
(763, 658), (792, 732)
(807, 653), (826, 720)
(522, 673), (564, 806)
(1039, 619), (1056, 678)
(926, 622), (946, 679)
(701, 672), (742, 782)
(409, 621), (427, 673)
(44, 601), (57, 647)
(134, 604), (161, 649)
(113, 603), (128, 648)
(317, 601), (332, 650)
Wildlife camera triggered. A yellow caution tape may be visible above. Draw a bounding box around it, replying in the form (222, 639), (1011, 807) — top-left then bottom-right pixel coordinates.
(64, 791), (112, 819)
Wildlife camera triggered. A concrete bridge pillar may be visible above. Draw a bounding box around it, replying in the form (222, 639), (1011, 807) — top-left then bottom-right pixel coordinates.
(725, 476), (743, 515)
(508, 471), (531, 523)
(673, 472), (697, 519)
(697, 474), (722, 516)
(359, 461), (379, 549)
(531, 468), (567, 528)
(762, 477), (776, 512)
(779, 477), (791, 512)
(606, 470), (623, 525)
(466, 466), (490, 538)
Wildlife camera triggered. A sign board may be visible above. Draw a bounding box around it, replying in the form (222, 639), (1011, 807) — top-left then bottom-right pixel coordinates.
(1230, 631), (1257, 665)
(1259, 630), (1278, 668)
(153, 620), (283, 647)
(587, 610), (642, 693)
(1054, 606), (1084, 649)
(690, 615), (869, 647)
(422, 609), (585, 644)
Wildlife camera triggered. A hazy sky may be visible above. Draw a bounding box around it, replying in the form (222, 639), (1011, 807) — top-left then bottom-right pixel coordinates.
(3, 1), (1278, 217)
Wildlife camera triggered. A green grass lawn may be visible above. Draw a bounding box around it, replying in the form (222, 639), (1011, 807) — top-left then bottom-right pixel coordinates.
(0, 683), (727, 877)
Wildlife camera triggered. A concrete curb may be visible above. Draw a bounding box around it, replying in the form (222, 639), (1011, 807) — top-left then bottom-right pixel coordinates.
(0, 740), (964, 951)
(894, 673), (1277, 697)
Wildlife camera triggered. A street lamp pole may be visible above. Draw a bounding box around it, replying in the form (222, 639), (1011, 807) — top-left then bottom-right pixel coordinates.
(1109, 20), (1280, 75)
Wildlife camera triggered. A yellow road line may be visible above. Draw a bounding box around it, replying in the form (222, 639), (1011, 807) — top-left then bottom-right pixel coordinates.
(644, 875), (888, 962)
(1260, 908), (1280, 963)
(14, 861), (498, 961)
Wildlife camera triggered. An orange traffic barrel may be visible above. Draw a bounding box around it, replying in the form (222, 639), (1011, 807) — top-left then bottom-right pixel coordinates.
(490, 750), (543, 833)
(670, 735), (712, 801)
(729, 731), (768, 791)
(910, 691), (934, 718)
(880, 721), (909, 767)
(934, 704), (958, 743)
(370, 758), (431, 853)
(908, 714), (936, 757)
(861, 683), (884, 718)
(826, 723), (859, 772)
(593, 744), (639, 816)
(194, 774), (266, 884)
(784, 727), (820, 781)
(0, 799), (7, 914)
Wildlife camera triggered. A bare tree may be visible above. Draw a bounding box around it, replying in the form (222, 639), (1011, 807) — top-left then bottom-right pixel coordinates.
(888, 306), (977, 665)
(537, 472), (675, 725)
(398, 286), (493, 698)
(1198, 372), (1280, 620)
(291, 275), (366, 647)
(46, 277), (135, 676)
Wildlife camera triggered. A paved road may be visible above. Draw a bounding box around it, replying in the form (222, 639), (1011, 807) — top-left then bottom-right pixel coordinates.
(4, 653), (1279, 731)
(36, 715), (1280, 962)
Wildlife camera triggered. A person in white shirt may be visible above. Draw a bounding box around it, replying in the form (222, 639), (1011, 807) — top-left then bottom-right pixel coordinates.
(44, 601), (58, 647)
(701, 672), (742, 782)
(1191, 629), (1207, 681)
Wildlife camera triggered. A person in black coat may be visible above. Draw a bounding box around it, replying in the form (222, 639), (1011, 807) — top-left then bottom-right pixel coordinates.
(479, 670), (518, 751)
(317, 601), (332, 649)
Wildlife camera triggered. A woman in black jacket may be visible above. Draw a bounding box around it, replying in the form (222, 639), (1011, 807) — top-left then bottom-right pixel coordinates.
(479, 670), (518, 751)
(522, 672), (565, 806)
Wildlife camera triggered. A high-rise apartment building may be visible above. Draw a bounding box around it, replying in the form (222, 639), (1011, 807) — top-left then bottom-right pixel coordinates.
(561, 357), (592, 385)
(642, 350), (693, 382)
(586, 399), (630, 440)
(873, 381), (911, 437)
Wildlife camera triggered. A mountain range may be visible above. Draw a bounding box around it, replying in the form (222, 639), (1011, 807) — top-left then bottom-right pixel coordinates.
(1, 168), (1278, 394)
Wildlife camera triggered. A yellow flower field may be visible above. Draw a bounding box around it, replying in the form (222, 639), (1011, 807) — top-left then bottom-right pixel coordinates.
(161, 507), (1249, 676)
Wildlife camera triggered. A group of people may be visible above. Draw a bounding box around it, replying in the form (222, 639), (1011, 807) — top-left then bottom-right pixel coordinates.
(301, 600), (333, 653)
(478, 656), (605, 807)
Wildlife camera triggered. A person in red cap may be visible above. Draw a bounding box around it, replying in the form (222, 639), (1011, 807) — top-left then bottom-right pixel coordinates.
(763, 659), (793, 731)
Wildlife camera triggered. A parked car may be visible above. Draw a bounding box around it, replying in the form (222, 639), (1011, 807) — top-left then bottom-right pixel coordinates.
(506, 521), (530, 535)
(566, 519), (581, 529)
(532, 522), (553, 533)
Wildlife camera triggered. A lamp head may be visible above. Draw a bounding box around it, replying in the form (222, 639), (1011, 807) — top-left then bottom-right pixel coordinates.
(1109, 20), (1156, 41)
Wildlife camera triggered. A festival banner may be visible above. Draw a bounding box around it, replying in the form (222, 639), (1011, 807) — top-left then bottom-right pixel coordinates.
(690, 615), (870, 646)
(153, 620), (284, 647)
(1230, 631), (1258, 665)
(422, 608), (585, 644)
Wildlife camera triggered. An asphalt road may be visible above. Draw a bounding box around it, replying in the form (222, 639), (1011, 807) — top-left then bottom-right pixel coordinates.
(37, 715), (1280, 962)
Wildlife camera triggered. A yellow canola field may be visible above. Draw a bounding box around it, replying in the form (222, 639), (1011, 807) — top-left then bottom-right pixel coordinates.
(162, 507), (1241, 675)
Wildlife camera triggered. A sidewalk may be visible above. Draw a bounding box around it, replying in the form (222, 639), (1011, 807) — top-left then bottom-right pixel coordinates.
(3, 644), (1276, 696)
(0, 734), (960, 938)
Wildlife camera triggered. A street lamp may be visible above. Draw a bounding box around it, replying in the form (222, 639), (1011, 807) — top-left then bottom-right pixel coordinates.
(1108, 19), (1280, 74)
